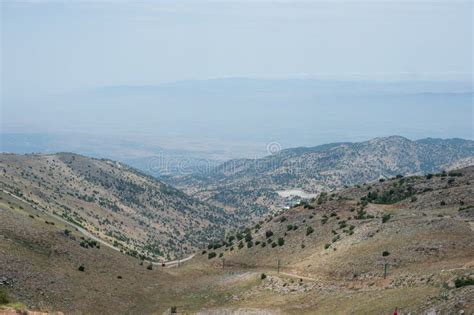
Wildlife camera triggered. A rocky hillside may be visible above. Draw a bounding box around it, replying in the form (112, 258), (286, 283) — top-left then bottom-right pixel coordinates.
(168, 136), (474, 220)
(197, 166), (474, 314)
(0, 153), (232, 260)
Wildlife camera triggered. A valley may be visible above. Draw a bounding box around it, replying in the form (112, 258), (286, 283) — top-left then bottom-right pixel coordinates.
(1, 155), (473, 314)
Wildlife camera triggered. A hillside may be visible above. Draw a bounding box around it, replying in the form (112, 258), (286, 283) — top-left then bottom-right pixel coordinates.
(0, 153), (232, 261)
(196, 166), (474, 314)
(1, 166), (472, 314)
(167, 136), (474, 220)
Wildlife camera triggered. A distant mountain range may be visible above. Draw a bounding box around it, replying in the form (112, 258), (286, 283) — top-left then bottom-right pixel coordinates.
(166, 136), (474, 219)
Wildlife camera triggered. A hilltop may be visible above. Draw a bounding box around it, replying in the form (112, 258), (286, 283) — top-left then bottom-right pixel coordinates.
(0, 153), (232, 260)
(167, 136), (474, 220)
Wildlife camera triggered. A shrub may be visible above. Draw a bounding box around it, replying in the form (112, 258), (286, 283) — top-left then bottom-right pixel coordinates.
(280, 216), (287, 223)
(261, 273), (267, 280)
(208, 252), (217, 259)
(219, 253), (223, 258)
(147, 264), (153, 270)
(271, 242), (277, 248)
(0, 289), (9, 304)
(202, 250), (207, 255)
(78, 265), (85, 272)
(277, 238), (285, 246)
(411, 196), (417, 203)
(426, 174), (433, 179)
(287, 225), (294, 231)
(247, 241), (253, 248)
(245, 233), (253, 242)
(306, 226), (314, 236)
(238, 242), (244, 249)
(454, 277), (474, 288)
(440, 201), (446, 206)
(324, 244), (331, 249)
(265, 230), (274, 238)
(382, 213), (391, 223)
(382, 251), (390, 257)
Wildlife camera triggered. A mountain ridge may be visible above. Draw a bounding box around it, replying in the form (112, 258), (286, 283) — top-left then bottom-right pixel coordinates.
(166, 136), (474, 221)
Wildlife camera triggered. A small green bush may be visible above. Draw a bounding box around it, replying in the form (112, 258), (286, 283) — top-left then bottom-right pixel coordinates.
(261, 273), (267, 280)
(306, 226), (314, 236)
(277, 238), (285, 246)
(208, 252), (217, 259)
(382, 213), (391, 223)
(0, 289), (9, 304)
(324, 243), (331, 249)
(454, 277), (474, 288)
(382, 251), (390, 257)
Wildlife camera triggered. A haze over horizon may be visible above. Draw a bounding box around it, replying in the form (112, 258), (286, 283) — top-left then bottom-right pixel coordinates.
(1, 0), (473, 157)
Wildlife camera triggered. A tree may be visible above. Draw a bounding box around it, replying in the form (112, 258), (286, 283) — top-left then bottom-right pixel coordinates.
(245, 232), (253, 242)
(277, 237), (285, 246)
(208, 252), (217, 259)
(306, 226), (314, 236)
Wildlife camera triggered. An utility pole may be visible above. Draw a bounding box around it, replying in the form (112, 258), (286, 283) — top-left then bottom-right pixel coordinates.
(277, 259), (281, 274)
(222, 258), (225, 269)
(384, 262), (388, 279)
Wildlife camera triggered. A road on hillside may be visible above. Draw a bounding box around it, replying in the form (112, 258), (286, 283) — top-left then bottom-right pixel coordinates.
(1, 189), (195, 266)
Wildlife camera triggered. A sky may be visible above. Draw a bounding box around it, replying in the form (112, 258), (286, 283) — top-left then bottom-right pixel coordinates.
(1, 0), (473, 156)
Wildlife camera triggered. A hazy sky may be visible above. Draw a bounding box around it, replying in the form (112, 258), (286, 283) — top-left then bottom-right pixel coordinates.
(1, 0), (473, 154)
(2, 0), (472, 98)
